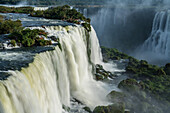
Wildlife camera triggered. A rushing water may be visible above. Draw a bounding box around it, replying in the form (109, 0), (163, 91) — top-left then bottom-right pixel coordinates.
(0, 22), (111, 113)
(134, 10), (170, 65)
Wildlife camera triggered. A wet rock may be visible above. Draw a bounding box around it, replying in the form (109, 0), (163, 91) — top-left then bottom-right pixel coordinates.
(93, 103), (125, 113)
(62, 105), (70, 112)
(118, 79), (145, 91)
(95, 64), (116, 80)
(48, 36), (58, 42)
(83, 107), (92, 113)
(107, 91), (125, 103)
(164, 63), (170, 75)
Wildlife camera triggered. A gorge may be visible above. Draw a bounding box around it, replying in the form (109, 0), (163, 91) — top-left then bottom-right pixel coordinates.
(0, 1), (170, 113)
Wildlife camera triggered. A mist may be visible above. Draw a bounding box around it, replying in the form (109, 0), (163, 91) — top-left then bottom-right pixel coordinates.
(16, 0), (28, 6)
(88, 0), (170, 65)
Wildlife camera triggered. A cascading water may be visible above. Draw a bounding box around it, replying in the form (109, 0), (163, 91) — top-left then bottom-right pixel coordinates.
(141, 10), (170, 57)
(34, 7), (49, 11)
(0, 25), (109, 113)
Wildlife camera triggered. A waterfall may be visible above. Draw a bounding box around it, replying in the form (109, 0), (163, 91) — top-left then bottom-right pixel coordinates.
(0, 25), (108, 113)
(141, 10), (170, 57)
(34, 7), (49, 11)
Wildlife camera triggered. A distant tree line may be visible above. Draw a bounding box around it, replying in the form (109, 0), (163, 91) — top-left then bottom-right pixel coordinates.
(0, 5), (91, 32)
(0, 5), (92, 47)
(0, 0), (107, 5)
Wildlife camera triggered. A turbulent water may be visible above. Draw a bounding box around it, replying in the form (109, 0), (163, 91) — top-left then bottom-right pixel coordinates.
(0, 25), (109, 113)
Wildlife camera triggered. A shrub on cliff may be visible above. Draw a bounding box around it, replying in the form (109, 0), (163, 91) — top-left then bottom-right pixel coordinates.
(0, 19), (22, 34)
(8, 29), (51, 47)
(31, 5), (91, 31)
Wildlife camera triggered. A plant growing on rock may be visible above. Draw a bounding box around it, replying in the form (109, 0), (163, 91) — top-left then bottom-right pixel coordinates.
(8, 29), (51, 47)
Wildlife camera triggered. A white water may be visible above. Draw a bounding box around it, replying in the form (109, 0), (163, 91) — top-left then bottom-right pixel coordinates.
(140, 10), (170, 57)
(0, 25), (109, 113)
(34, 7), (49, 11)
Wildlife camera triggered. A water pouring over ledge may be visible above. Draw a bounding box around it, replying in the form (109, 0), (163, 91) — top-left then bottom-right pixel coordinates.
(0, 14), (115, 112)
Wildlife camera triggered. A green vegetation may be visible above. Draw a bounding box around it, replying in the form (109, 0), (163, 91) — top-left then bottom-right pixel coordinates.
(126, 60), (170, 102)
(95, 64), (116, 80)
(0, 0), (106, 5)
(0, 18), (22, 34)
(31, 5), (91, 31)
(101, 46), (137, 61)
(8, 29), (51, 47)
(101, 46), (170, 102)
(93, 103), (125, 113)
(10, 39), (16, 46)
(0, 15), (51, 47)
(0, 5), (91, 31)
(102, 46), (170, 113)
(0, 6), (34, 14)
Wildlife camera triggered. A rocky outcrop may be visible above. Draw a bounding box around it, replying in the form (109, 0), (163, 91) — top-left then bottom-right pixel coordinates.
(95, 64), (116, 80)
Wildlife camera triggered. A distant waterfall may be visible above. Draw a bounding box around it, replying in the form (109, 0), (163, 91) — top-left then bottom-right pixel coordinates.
(141, 10), (170, 57)
(34, 7), (49, 11)
(0, 25), (108, 113)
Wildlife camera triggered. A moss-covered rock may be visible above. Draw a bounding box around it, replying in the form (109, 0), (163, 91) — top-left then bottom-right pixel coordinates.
(95, 64), (116, 80)
(107, 91), (125, 103)
(118, 79), (145, 91)
(101, 46), (136, 62)
(93, 103), (125, 113)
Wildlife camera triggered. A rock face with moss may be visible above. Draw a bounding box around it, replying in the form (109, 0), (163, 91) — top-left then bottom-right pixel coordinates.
(93, 103), (125, 113)
(95, 64), (116, 80)
(125, 59), (170, 102)
(101, 46), (170, 113)
(101, 46), (137, 62)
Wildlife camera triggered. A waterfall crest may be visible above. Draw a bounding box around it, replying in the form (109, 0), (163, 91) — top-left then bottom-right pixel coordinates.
(0, 25), (108, 113)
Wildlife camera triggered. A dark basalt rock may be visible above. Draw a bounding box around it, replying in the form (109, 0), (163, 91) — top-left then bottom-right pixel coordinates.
(95, 64), (116, 80)
(164, 63), (170, 75)
(83, 107), (92, 113)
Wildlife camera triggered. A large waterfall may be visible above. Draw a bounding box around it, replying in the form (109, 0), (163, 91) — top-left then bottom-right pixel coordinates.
(0, 25), (108, 113)
(141, 10), (170, 57)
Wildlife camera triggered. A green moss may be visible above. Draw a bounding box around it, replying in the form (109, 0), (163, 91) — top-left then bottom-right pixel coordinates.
(101, 46), (170, 103)
(93, 103), (125, 113)
(107, 91), (125, 103)
(101, 46), (138, 62)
